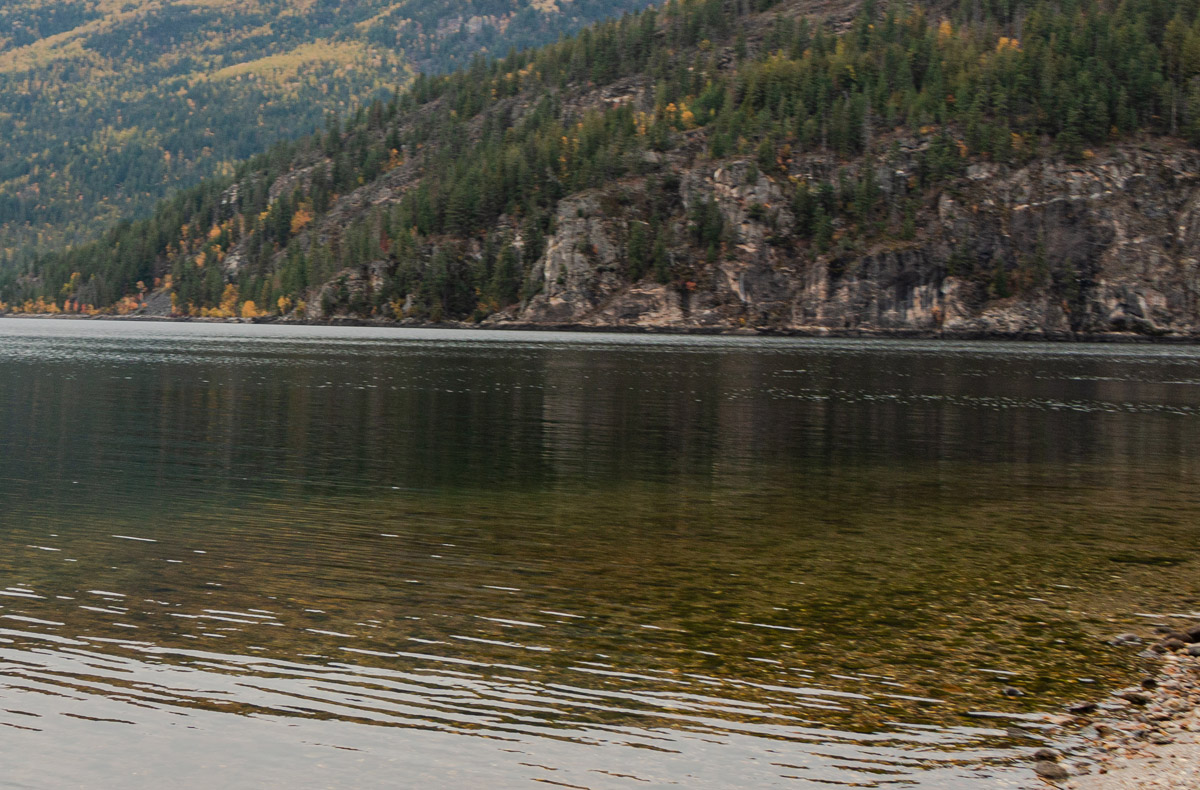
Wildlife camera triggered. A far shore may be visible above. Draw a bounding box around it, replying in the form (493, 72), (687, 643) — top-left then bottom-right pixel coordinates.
(3, 311), (1199, 344)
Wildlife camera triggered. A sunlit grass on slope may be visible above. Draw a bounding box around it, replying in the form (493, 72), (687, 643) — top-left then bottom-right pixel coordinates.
(206, 40), (401, 84)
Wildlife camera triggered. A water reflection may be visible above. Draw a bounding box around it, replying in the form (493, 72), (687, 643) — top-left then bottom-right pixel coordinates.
(1, 319), (1199, 788)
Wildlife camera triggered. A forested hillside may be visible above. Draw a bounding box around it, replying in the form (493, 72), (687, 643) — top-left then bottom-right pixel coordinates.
(5, 0), (1200, 337)
(0, 0), (659, 262)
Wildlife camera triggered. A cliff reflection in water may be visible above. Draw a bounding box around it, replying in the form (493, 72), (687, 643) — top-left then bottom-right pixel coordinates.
(1, 320), (1199, 789)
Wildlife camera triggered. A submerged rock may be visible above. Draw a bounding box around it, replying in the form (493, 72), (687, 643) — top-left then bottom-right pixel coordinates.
(1109, 633), (1142, 646)
(1112, 688), (1152, 705)
(1033, 759), (1071, 781)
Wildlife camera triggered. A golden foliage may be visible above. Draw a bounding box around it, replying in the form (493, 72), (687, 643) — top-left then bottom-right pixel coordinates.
(16, 296), (62, 314)
(218, 283), (240, 316)
(207, 40), (381, 84)
(290, 203), (314, 234)
(113, 294), (142, 315)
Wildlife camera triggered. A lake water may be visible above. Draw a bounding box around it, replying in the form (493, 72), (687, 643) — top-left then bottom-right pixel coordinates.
(1, 317), (1199, 789)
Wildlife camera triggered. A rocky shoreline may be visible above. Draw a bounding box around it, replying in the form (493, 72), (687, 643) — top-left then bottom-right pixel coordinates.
(1024, 626), (1200, 788)
(4, 312), (1200, 344)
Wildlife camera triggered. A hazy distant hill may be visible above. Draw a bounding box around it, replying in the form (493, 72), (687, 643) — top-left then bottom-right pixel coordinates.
(0, 0), (658, 260)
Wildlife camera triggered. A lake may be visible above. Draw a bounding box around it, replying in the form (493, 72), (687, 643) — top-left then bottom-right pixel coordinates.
(1, 317), (1198, 789)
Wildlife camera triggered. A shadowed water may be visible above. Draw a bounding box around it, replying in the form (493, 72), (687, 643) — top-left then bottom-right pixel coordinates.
(1, 318), (1199, 789)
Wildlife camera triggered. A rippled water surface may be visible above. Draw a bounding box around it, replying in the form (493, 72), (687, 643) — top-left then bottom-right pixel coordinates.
(2, 318), (1200, 789)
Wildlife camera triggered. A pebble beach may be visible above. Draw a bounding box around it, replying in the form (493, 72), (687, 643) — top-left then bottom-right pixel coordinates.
(1025, 627), (1200, 789)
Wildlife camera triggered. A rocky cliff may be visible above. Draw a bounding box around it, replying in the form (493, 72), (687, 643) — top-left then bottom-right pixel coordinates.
(498, 141), (1200, 339)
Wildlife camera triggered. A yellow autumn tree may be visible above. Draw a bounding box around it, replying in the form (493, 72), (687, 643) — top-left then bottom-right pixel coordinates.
(114, 295), (140, 315)
(218, 284), (239, 317)
(290, 203), (314, 234)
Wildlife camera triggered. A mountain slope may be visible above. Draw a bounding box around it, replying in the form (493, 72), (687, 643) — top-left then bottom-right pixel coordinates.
(5, 0), (1200, 338)
(0, 0), (660, 260)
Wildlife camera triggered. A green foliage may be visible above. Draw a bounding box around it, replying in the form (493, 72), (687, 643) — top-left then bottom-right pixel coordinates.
(626, 221), (651, 281)
(8, 0), (1200, 320)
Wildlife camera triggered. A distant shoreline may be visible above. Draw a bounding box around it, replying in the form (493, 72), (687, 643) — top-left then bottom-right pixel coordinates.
(2, 311), (1199, 344)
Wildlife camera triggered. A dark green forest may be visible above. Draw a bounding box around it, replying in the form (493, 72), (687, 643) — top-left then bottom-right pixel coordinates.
(4, 0), (1200, 319)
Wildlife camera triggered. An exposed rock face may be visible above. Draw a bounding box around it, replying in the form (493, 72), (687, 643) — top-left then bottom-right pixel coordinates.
(508, 142), (1200, 338)
(520, 194), (635, 324)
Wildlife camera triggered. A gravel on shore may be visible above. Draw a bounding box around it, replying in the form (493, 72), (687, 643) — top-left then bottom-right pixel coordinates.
(1025, 630), (1200, 789)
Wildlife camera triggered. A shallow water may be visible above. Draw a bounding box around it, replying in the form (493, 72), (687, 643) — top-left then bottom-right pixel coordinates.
(1, 318), (1198, 788)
